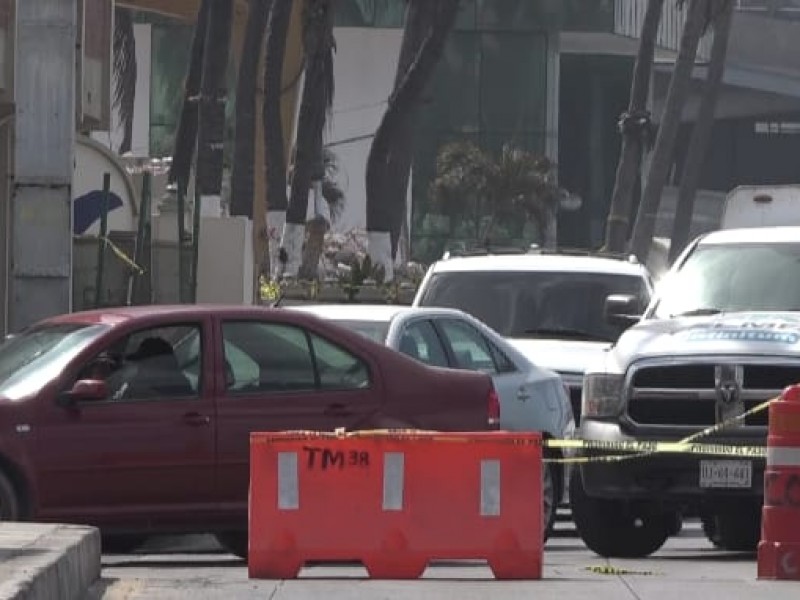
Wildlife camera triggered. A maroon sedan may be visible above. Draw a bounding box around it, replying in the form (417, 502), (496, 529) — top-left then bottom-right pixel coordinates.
(0, 305), (498, 556)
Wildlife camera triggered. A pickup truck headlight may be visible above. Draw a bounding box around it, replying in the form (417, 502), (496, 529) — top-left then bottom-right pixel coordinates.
(582, 373), (625, 418)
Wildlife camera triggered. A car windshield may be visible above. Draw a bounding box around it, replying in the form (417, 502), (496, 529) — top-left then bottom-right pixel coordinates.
(329, 319), (390, 344)
(418, 270), (649, 342)
(653, 242), (800, 319)
(0, 323), (109, 399)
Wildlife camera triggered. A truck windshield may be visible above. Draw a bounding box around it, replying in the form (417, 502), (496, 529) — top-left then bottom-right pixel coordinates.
(0, 323), (109, 399)
(418, 271), (649, 342)
(652, 242), (800, 319)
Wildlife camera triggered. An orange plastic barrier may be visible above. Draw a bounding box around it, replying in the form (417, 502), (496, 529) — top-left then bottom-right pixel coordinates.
(758, 385), (800, 580)
(248, 430), (542, 580)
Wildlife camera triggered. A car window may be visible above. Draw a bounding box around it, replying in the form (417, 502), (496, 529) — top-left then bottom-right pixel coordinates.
(399, 320), (449, 368)
(221, 321), (369, 394)
(437, 319), (497, 374)
(486, 338), (517, 374)
(77, 324), (200, 402)
(310, 335), (370, 390)
(419, 270), (650, 342)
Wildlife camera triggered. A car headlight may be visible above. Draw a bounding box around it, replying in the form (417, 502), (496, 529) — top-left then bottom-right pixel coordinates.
(582, 373), (624, 418)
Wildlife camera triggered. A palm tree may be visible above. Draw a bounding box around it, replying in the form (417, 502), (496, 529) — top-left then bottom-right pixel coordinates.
(630, 0), (710, 261)
(279, 0), (335, 278)
(365, 0), (460, 280)
(431, 141), (561, 247)
(262, 0), (294, 277)
(230, 0), (270, 218)
(112, 6), (137, 155)
(603, 0), (665, 252)
(169, 0), (211, 193)
(298, 148), (345, 279)
(196, 0), (234, 217)
(669, 0), (734, 262)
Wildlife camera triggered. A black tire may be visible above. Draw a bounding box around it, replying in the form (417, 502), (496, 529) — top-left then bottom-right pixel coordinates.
(570, 469), (670, 558)
(0, 470), (21, 521)
(542, 462), (558, 542)
(101, 534), (145, 554)
(701, 502), (760, 551)
(215, 531), (248, 560)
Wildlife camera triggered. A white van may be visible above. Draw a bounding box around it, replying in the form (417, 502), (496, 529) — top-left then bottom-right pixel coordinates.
(721, 185), (800, 229)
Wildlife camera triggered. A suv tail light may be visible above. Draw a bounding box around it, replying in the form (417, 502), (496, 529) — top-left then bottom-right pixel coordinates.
(487, 386), (500, 429)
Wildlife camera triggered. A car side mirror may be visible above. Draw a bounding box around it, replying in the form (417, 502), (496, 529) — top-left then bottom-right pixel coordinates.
(57, 379), (109, 408)
(604, 294), (642, 328)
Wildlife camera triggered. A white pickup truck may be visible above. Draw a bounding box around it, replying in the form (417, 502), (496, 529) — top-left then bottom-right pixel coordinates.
(573, 226), (800, 558)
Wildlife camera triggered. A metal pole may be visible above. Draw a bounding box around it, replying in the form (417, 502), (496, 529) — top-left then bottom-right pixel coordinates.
(10, 0), (77, 330)
(94, 173), (111, 308)
(191, 182), (202, 303)
(177, 182), (187, 302)
(129, 172), (152, 305)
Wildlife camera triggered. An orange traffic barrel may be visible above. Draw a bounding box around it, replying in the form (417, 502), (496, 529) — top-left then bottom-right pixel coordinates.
(248, 430), (543, 580)
(758, 385), (800, 580)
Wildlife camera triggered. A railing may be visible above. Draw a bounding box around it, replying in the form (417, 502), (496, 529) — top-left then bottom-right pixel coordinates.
(614, 0), (713, 60)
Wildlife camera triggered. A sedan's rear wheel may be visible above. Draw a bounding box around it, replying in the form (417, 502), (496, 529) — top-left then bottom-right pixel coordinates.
(542, 462), (558, 541)
(216, 531), (248, 560)
(0, 471), (20, 521)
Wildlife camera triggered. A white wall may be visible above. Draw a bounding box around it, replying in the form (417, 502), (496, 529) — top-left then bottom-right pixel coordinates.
(73, 137), (137, 235)
(327, 27), (405, 235)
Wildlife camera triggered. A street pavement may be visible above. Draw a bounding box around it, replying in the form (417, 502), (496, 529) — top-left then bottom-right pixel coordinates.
(83, 514), (799, 599)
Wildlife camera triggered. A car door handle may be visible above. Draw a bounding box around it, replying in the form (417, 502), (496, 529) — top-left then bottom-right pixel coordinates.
(324, 403), (353, 417)
(517, 388), (532, 401)
(183, 412), (211, 426)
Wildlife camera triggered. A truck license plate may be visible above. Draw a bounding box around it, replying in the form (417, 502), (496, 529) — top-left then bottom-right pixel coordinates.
(699, 460), (752, 489)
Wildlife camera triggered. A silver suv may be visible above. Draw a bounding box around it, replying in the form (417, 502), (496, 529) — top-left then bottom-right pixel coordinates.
(412, 247), (654, 425)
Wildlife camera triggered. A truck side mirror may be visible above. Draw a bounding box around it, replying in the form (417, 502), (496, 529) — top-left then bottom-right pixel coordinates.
(604, 294), (642, 328)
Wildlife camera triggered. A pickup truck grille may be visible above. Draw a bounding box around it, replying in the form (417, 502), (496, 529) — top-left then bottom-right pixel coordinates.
(626, 362), (799, 427)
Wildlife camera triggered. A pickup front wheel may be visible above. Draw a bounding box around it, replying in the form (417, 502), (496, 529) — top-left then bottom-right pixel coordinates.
(570, 469), (671, 558)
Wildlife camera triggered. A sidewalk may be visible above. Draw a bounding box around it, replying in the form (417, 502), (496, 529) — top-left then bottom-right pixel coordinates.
(0, 523), (100, 600)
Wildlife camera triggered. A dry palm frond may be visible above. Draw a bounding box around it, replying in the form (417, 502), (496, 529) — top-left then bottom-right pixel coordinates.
(113, 7), (137, 155)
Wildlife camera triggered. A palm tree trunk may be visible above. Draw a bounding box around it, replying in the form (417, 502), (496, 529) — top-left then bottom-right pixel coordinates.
(384, 1), (437, 258)
(630, 0), (709, 262)
(196, 0), (234, 218)
(280, 0), (334, 278)
(263, 0), (293, 278)
(169, 0), (211, 191)
(112, 7), (137, 155)
(604, 0), (665, 252)
(230, 0), (271, 218)
(669, 0), (733, 263)
(366, 0), (460, 279)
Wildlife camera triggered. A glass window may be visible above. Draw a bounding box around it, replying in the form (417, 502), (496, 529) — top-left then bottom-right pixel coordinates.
(419, 270), (650, 342)
(222, 322), (316, 393)
(311, 335), (370, 390)
(400, 320), (450, 368)
(653, 242), (800, 318)
(79, 324), (200, 402)
(486, 338), (517, 374)
(438, 319), (497, 374)
(0, 323), (109, 399)
(221, 322), (370, 394)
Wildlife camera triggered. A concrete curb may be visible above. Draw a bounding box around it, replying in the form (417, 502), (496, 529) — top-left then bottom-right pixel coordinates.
(0, 523), (101, 600)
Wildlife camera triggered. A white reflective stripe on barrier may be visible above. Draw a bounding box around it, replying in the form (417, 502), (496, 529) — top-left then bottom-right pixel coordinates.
(767, 446), (800, 467)
(382, 452), (405, 511)
(278, 452), (299, 510)
(480, 459), (501, 517)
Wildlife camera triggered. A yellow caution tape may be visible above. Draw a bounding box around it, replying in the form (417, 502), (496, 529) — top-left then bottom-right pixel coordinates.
(544, 397), (773, 465)
(101, 236), (145, 275)
(585, 565), (658, 576)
